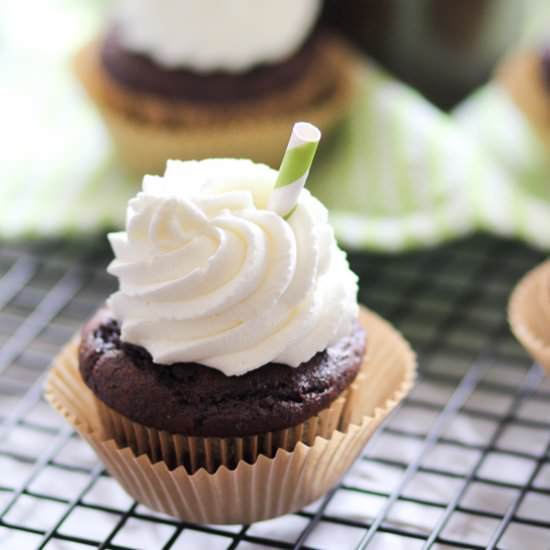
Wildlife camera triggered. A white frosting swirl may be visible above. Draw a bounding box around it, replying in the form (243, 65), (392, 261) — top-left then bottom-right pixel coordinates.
(112, 0), (321, 73)
(107, 159), (358, 376)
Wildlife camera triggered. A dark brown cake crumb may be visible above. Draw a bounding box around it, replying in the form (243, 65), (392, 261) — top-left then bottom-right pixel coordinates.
(79, 308), (366, 437)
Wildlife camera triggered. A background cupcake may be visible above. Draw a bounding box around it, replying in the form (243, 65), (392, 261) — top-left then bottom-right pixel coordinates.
(74, 0), (357, 174)
(496, 45), (550, 152)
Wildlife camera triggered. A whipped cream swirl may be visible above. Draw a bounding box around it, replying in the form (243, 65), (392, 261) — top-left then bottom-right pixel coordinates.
(107, 159), (358, 376)
(112, 0), (321, 73)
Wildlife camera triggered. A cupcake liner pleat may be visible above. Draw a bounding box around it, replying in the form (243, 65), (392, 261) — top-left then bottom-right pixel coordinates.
(93, 380), (350, 474)
(45, 307), (416, 524)
(509, 260), (550, 375)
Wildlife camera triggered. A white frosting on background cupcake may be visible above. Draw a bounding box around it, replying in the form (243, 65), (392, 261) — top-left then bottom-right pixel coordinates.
(107, 159), (358, 376)
(113, 0), (321, 73)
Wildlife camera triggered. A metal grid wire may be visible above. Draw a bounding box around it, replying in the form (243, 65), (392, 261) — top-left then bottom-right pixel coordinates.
(0, 234), (549, 550)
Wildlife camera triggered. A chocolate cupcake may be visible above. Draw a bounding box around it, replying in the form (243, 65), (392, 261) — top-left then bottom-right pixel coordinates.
(77, 157), (364, 470)
(79, 307), (366, 471)
(74, 0), (357, 174)
(46, 156), (416, 524)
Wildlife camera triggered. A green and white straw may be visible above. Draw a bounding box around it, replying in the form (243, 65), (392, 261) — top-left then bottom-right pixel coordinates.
(269, 122), (321, 218)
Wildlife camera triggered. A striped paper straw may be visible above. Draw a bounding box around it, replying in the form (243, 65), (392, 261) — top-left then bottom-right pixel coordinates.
(269, 122), (321, 218)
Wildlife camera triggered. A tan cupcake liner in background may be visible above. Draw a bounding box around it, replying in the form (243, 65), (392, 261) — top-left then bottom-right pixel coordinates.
(497, 50), (550, 153)
(509, 260), (550, 376)
(74, 35), (358, 174)
(45, 307), (415, 524)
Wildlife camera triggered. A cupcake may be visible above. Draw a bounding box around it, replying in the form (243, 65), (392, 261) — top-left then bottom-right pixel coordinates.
(497, 46), (550, 152)
(74, 0), (357, 174)
(81, 156), (363, 462)
(509, 260), (550, 376)
(47, 151), (415, 524)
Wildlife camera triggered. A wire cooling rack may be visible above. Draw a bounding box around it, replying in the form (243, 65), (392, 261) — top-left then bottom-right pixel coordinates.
(0, 234), (549, 550)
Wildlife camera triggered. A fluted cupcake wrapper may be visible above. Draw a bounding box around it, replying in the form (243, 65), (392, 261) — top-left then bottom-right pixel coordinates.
(509, 260), (550, 376)
(45, 307), (415, 524)
(94, 386), (349, 474)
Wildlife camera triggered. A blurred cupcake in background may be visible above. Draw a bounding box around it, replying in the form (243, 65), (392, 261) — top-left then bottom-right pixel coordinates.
(74, 0), (357, 174)
(509, 259), (550, 377)
(497, 45), (550, 152)
(322, 0), (524, 109)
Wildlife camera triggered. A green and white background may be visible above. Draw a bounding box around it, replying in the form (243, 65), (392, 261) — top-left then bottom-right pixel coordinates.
(2, 0), (550, 251)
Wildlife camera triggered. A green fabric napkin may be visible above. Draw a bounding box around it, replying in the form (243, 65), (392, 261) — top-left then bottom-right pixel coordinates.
(0, 0), (132, 238)
(307, 62), (496, 251)
(454, 83), (550, 251)
(449, 0), (550, 251)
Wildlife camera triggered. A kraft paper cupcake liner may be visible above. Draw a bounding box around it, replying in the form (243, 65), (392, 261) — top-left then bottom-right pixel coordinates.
(496, 51), (550, 153)
(509, 260), (550, 375)
(73, 35), (357, 174)
(454, 83), (550, 251)
(45, 307), (416, 524)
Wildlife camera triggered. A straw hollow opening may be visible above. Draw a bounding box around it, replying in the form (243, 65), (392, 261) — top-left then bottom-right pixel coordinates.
(293, 121), (322, 143)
